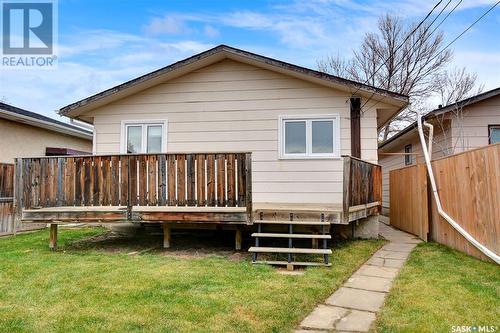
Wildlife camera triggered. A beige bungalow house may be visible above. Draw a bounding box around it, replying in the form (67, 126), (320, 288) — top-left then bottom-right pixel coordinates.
(58, 45), (407, 205)
(379, 87), (500, 215)
(18, 45), (409, 267)
(0, 102), (93, 163)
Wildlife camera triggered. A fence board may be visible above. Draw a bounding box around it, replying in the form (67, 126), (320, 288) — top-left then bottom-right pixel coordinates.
(177, 155), (186, 206)
(206, 154), (216, 206)
(186, 154), (195, 206)
(0, 163), (14, 233)
(429, 144), (500, 261)
(389, 164), (429, 241)
(216, 154), (226, 207)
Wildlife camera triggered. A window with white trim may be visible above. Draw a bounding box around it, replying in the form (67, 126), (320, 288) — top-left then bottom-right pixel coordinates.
(121, 121), (167, 154)
(489, 125), (500, 144)
(404, 144), (412, 165)
(280, 115), (340, 158)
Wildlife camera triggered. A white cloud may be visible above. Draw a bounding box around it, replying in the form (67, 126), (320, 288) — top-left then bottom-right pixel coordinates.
(144, 15), (193, 35)
(0, 29), (214, 118)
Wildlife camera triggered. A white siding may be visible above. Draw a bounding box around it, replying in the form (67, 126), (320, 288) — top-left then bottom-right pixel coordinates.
(89, 59), (387, 204)
(379, 129), (448, 213)
(451, 95), (500, 152)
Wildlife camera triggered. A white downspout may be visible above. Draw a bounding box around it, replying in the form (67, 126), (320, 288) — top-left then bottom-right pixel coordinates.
(417, 113), (500, 264)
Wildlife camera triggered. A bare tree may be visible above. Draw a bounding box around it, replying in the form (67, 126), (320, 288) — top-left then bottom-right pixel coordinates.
(317, 14), (454, 140)
(434, 67), (484, 107)
(430, 66), (484, 154)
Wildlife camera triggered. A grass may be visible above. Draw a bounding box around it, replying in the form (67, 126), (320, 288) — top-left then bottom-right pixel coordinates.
(375, 242), (500, 333)
(0, 227), (383, 333)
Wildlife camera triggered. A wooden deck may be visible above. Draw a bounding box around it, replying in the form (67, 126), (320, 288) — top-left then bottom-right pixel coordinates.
(20, 202), (379, 225)
(14, 153), (382, 253)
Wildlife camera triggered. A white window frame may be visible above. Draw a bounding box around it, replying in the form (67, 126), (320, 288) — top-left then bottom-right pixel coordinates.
(120, 120), (168, 154)
(278, 114), (341, 159)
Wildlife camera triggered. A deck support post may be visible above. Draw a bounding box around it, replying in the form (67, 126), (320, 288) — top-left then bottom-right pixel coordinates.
(235, 228), (242, 251)
(49, 224), (58, 250)
(163, 224), (171, 249)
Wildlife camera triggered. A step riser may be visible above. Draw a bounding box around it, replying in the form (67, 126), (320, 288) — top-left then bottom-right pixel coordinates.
(254, 220), (330, 226)
(248, 247), (332, 255)
(251, 233), (331, 239)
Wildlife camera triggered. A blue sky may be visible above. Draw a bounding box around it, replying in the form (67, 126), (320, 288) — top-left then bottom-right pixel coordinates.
(1, 0), (499, 120)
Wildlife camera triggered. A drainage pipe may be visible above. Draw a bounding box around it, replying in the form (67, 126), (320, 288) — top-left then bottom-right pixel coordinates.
(417, 113), (500, 264)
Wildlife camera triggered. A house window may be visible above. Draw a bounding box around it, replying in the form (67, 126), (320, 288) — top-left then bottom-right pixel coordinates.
(280, 115), (340, 158)
(489, 125), (500, 144)
(404, 144), (412, 166)
(121, 121), (167, 154)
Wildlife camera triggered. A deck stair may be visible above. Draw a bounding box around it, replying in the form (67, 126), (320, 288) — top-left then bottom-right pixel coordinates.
(249, 213), (332, 270)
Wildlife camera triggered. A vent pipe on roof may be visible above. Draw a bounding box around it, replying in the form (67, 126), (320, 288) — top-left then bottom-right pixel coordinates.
(417, 112), (500, 264)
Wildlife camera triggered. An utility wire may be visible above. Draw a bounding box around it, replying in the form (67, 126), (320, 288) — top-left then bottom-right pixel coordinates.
(345, 0), (444, 102)
(364, 0), (498, 116)
(359, 0), (455, 111)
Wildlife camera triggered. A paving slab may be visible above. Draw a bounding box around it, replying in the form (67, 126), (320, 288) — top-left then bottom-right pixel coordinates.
(381, 243), (417, 252)
(300, 304), (347, 330)
(366, 257), (385, 266)
(355, 264), (399, 279)
(383, 258), (406, 268)
(374, 250), (410, 260)
(344, 274), (392, 292)
(294, 330), (328, 333)
(335, 309), (376, 332)
(325, 287), (386, 312)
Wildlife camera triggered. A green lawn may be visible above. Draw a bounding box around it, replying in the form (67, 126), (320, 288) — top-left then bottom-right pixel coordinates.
(0, 227), (383, 333)
(375, 242), (500, 333)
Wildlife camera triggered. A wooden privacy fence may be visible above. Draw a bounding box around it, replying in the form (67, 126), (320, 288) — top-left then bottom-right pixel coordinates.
(343, 156), (382, 223)
(0, 163), (14, 234)
(429, 144), (500, 261)
(15, 152), (252, 221)
(390, 143), (500, 261)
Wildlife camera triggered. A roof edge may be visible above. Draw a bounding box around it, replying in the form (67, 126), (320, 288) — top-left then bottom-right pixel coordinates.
(0, 102), (93, 140)
(378, 86), (500, 149)
(59, 44), (409, 117)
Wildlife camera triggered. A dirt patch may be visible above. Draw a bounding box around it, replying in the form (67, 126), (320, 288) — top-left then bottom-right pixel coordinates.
(66, 227), (252, 261)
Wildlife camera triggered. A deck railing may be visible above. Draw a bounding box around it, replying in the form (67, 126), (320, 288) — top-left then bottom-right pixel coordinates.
(342, 156), (382, 223)
(14, 152), (252, 220)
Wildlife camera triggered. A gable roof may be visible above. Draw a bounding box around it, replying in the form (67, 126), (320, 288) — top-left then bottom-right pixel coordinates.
(0, 102), (93, 140)
(59, 44), (408, 128)
(378, 86), (500, 150)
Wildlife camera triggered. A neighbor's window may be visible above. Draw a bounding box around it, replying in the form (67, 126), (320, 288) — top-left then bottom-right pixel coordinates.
(122, 121), (166, 154)
(281, 115), (339, 158)
(404, 144), (412, 166)
(489, 125), (500, 144)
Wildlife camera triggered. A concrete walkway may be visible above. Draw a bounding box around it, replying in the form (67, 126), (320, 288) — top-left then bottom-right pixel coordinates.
(296, 222), (422, 333)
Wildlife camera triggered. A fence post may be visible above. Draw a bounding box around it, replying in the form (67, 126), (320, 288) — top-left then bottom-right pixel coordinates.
(245, 153), (253, 224)
(127, 155), (132, 220)
(342, 156), (351, 224)
(13, 158), (23, 234)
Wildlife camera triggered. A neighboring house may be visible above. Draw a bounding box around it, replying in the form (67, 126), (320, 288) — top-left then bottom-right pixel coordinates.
(0, 102), (93, 163)
(59, 45), (407, 205)
(379, 87), (500, 215)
